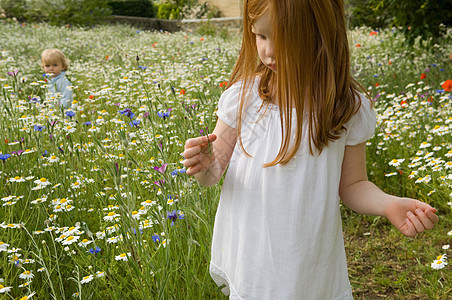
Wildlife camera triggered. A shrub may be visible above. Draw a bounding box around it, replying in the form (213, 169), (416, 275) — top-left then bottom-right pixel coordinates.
(109, 0), (156, 18)
(348, 0), (452, 45)
(155, 0), (220, 20)
(2, 0), (112, 26)
(156, 2), (181, 19)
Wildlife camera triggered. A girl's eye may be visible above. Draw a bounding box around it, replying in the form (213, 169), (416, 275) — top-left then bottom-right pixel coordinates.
(256, 34), (266, 40)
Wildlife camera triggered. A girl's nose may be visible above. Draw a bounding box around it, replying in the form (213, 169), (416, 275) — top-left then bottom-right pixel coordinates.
(266, 41), (274, 58)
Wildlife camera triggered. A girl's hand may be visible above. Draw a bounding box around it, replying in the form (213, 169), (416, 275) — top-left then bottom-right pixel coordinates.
(182, 134), (217, 176)
(384, 197), (439, 237)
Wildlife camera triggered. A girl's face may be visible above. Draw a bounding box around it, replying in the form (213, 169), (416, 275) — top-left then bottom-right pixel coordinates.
(251, 11), (276, 72)
(43, 62), (63, 77)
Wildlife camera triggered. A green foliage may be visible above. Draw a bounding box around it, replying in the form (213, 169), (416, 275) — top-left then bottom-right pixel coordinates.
(108, 0), (156, 18)
(2, 0), (112, 26)
(155, 0), (221, 20)
(156, 2), (181, 19)
(347, 0), (387, 29)
(348, 0), (452, 45)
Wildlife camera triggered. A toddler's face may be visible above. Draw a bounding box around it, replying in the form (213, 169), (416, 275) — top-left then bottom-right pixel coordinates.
(251, 11), (276, 72)
(43, 62), (63, 77)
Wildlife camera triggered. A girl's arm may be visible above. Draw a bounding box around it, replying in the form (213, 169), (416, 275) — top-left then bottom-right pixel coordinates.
(339, 142), (439, 237)
(182, 119), (237, 187)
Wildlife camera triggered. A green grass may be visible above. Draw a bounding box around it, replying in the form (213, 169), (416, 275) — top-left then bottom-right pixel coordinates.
(0, 21), (451, 299)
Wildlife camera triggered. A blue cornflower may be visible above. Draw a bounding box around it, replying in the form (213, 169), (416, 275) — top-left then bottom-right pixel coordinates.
(157, 111), (171, 119)
(138, 65), (147, 70)
(129, 119), (141, 127)
(119, 108), (135, 119)
(84, 121), (92, 126)
(42, 150), (49, 157)
(34, 125), (45, 131)
(151, 234), (160, 243)
(88, 246), (101, 255)
(0, 153), (12, 161)
(167, 210), (184, 226)
(133, 228), (143, 235)
(65, 111), (76, 118)
(171, 169), (186, 176)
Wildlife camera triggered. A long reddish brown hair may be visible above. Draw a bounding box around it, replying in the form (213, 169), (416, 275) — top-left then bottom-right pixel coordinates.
(228, 0), (364, 167)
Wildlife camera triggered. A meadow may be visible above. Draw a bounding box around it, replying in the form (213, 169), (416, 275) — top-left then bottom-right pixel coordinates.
(0, 21), (451, 299)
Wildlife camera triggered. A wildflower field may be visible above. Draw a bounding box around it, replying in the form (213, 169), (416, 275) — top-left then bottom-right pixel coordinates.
(0, 22), (451, 299)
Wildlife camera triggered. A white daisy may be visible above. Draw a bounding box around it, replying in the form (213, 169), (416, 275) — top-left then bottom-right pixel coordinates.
(80, 274), (94, 284)
(115, 252), (131, 261)
(18, 270), (34, 280)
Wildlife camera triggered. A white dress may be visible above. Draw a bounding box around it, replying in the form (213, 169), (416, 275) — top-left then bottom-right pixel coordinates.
(210, 79), (377, 300)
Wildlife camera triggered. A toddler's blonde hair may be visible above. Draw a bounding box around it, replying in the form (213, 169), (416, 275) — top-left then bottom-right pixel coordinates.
(41, 49), (70, 71)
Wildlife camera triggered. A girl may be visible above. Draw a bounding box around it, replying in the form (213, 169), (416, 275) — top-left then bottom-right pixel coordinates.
(41, 48), (73, 108)
(182, 0), (439, 299)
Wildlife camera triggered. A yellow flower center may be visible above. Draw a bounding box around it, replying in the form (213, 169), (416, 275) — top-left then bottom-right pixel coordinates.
(40, 178), (47, 182)
(107, 212), (116, 216)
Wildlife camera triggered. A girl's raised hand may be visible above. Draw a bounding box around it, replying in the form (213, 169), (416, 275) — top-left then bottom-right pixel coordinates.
(384, 197), (439, 238)
(182, 134), (217, 176)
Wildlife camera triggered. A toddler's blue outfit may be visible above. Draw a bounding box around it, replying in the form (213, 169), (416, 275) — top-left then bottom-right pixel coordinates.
(47, 71), (73, 108)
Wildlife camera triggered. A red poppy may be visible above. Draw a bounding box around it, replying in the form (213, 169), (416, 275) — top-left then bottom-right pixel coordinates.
(4, 139), (8, 144)
(375, 82), (380, 87)
(152, 42), (157, 48)
(356, 43), (361, 47)
(400, 100), (407, 106)
(420, 73), (426, 80)
(200, 37), (204, 41)
(219, 81), (228, 88)
(89, 95), (94, 99)
(369, 31), (378, 36)
(388, 61), (392, 65)
(180, 89), (186, 95)
(442, 79), (452, 92)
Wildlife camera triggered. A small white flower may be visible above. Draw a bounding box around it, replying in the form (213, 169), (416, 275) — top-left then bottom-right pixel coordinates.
(33, 177), (51, 188)
(78, 239), (93, 247)
(47, 155), (59, 163)
(388, 158), (405, 167)
(0, 242), (9, 252)
(103, 212), (120, 222)
(18, 270), (34, 280)
(0, 284), (12, 293)
(431, 259), (447, 270)
(61, 235), (80, 245)
(80, 274), (94, 284)
(442, 244), (450, 250)
(115, 252), (131, 261)
(96, 271), (105, 278)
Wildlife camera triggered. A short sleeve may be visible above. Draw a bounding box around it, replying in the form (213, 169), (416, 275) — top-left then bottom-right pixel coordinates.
(216, 82), (243, 129)
(345, 93), (377, 146)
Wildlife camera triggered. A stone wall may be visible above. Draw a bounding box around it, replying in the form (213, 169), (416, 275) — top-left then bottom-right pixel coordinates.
(202, 0), (242, 18)
(111, 15), (242, 34)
